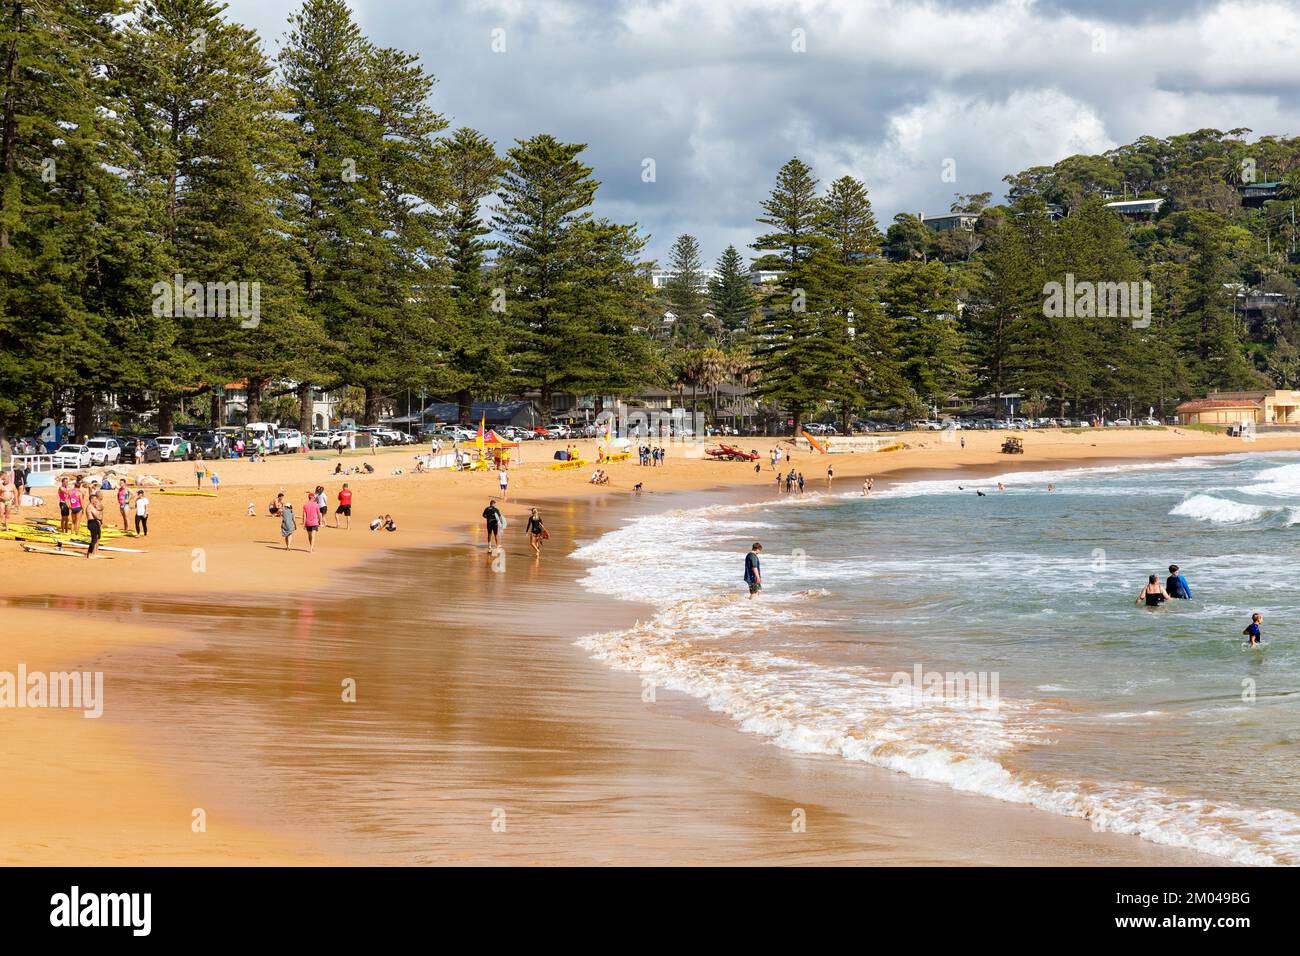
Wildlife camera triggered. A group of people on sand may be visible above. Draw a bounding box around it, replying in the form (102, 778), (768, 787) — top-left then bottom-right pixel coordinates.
(48, 475), (150, 556)
(638, 445), (666, 467)
(269, 483), (354, 552)
(1135, 564), (1264, 646)
(333, 461), (374, 476)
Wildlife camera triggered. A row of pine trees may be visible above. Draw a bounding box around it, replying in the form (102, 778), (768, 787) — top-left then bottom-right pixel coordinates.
(0, 1), (1286, 439)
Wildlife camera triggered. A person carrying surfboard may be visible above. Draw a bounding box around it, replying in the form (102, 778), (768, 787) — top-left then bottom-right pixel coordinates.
(482, 499), (504, 551)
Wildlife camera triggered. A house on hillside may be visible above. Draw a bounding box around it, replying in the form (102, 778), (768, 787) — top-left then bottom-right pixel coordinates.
(1104, 198), (1164, 221)
(1239, 181), (1283, 208)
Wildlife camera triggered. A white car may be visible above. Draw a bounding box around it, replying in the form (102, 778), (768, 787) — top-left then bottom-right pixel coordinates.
(155, 435), (185, 460)
(84, 437), (122, 466)
(280, 429), (304, 452)
(53, 444), (93, 469)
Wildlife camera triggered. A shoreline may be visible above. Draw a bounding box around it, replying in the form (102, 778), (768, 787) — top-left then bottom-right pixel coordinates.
(4, 429), (1296, 864)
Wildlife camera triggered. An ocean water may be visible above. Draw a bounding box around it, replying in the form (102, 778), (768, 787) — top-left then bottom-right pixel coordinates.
(572, 452), (1300, 865)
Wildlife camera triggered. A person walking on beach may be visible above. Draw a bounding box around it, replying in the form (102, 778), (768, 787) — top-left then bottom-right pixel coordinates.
(1136, 574), (1169, 608)
(302, 490), (321, 553)
(134, 490), (149, 536)
(1166, 564), (1192, 600)
(84, 489), (103, 558)
(335, 483), (352, 529)
(483, 499), (503, 551)
(797, 472), (805, 494)
(314, 486), (328, 525)
(1243, 613), (1264, 647)
(744, 542), (763, 599)
(526, 507), (546, 558)
(498, 466), (509, 501)
(280, 499), (296, 550)
(826, 464), (834, 489)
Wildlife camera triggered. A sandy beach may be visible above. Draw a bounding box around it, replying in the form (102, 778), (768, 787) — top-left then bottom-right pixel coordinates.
(4, 427), (1297, 865)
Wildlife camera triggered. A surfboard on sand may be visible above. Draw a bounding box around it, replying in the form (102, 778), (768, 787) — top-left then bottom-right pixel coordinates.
(20, 544), (113, 559)
(155, 489), (218, 497)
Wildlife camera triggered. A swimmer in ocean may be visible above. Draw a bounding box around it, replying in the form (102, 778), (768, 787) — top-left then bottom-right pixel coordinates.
(1136, 574), (1170, 608)
(1243, 612), (1263, 647)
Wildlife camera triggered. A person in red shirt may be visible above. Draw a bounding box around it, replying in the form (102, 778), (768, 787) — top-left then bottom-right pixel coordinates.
(302, 490), (321, 553)
(335, 483), (352, 529)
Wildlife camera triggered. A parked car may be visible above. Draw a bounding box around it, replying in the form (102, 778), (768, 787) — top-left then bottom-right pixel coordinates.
(53, 444), (94, 469)
(83, 437), (122, 466)
(192, 431), (226, 460)
(155, 435), (186, 461)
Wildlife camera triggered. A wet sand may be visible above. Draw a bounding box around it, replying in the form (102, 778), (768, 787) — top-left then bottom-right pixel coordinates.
(3, 481), (1222, 864)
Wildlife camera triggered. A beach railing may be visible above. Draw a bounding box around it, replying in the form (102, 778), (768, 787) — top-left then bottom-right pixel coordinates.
(11, 454), (56, 473)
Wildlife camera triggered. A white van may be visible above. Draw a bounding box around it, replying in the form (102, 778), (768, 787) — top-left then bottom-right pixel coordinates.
(245, 422), (281, 454)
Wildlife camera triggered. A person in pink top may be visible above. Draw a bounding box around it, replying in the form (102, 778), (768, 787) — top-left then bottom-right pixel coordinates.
(66, 483), (84, 535)
(116, 482), (131, 531)
(58, 477), (71, 533)
(302, 490), (321, 553)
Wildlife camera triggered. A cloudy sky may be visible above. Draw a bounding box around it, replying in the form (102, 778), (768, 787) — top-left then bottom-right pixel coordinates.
(222, 0), (1300, 265)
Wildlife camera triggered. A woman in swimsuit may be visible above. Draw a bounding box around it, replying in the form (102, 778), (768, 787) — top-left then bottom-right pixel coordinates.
(526, 508), (546, 557)
(1135, 574), (1170, 608)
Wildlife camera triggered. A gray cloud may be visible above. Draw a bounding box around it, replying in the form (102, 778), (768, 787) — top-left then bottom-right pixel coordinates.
(224, 0), (1300, 265)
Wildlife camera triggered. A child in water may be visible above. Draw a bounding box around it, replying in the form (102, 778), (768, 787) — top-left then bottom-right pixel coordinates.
(1243, 613), (1263, 647)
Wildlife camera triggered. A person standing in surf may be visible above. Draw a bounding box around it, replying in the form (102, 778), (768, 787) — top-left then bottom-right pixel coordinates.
(744, 542), (763, 599)
(1136, 574), (1169, 608)
(1243, 613), (1263, 647)
(1166, 564), (1192, 600)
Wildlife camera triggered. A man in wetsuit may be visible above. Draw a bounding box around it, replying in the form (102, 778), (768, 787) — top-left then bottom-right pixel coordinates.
(483, 499), (503, 550)
(1166, 564), (1192, 600)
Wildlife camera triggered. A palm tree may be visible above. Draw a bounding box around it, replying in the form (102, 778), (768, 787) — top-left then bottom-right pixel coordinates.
(699, 347), (729, 427)
(726, 347), (759, 431)
(673, 351), (707, 425)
